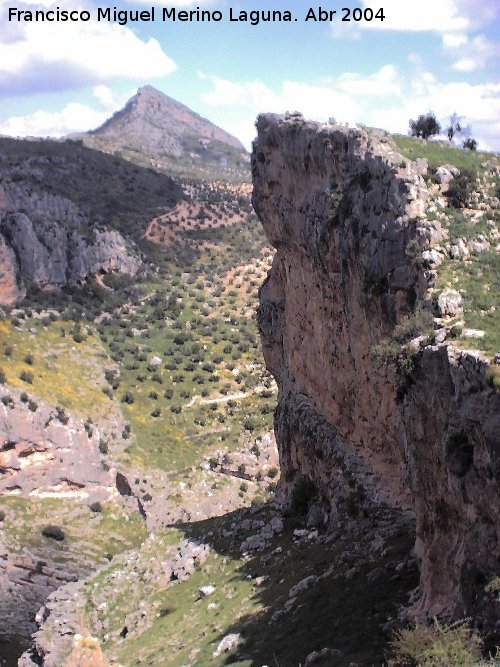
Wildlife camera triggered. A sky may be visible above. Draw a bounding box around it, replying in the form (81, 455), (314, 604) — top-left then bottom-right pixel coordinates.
(0, 0), (499, 151)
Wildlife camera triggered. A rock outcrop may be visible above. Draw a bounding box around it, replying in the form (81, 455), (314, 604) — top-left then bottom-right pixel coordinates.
(0, 387), (114, 500)
(0, 387), (115, 638)
(252, 114), (499, 639)
(0, 181), (140, 305)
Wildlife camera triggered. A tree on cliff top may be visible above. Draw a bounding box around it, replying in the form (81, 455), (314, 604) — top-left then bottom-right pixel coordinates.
(409, 113), (441, 140)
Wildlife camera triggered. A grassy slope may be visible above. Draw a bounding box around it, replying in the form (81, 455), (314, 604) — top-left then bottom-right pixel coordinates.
(392, 134), (495, 171)
(77, 508), (417, 667)
(394, 134), (499, 359)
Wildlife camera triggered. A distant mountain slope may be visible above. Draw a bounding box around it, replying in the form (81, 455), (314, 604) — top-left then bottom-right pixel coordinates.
(0, 136), (182, 304)
(75, 86), (250, 181)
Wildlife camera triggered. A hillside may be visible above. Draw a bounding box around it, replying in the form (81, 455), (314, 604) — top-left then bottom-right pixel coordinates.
(75, 86), (250, 182)
(1, 120), (499, 667)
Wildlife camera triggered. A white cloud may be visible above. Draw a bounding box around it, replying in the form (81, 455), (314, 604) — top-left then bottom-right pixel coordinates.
(92, 85), (132, 112)
(336, 65), (401, 97)
(442, 33), (468, 48)
(198, 73), (365, 147)
(0, 103), (109, 137)
(200, 66), (500, 152)
(0, 1), (176, 95)
(0, 85), (134, 137)
(442, 34), (500, 72)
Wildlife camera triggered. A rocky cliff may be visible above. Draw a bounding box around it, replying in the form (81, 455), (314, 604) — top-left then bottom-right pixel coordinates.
(0, 386), (116, 639)
(0, 135), (184, 306)
(252, 114), (500, 641)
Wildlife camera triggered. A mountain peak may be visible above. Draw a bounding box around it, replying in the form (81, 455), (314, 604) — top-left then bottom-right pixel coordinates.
(77, 86), (248, 180)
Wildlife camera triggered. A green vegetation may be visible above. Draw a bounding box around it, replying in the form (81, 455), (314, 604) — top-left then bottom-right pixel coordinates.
(77, 506), (418, 667)
(0, 319), (113, 418)
(392, 134), (495, 171)
(390, 619), (484, 666)
(0, 136), (182, 243)
(435, 250), (499, 357)
(409, 113), (440, 140)
(0, 496), (148, 566)
(370, 308), (435, 373)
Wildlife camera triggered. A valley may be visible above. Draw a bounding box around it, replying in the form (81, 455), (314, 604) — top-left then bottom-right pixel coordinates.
(0, 89), (498, 667)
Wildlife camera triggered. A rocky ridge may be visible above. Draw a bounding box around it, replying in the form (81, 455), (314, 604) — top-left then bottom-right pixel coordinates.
(253, 114), (500, 642)
(77, 86), (250, 181)
(0, 179), (140, 307)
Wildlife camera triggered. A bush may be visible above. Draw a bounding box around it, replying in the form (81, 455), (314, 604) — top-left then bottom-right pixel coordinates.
(447, 170), (476, 209)
(89, 502), (102, 513)
(409, 113), (441, 140)
(390, 619), (482, 666)
(42, 525), (65, 541)
(0, 368), (6, 384)
(121, 391), (135, 404)
(56, 406), (69, 424)
(19, 370), (33, 384)
(24, 354), (34, 365)
(463, 138), (478, 151)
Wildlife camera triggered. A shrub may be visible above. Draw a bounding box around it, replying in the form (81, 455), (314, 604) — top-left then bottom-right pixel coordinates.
(28, 400), (38, 412)
(19, 370), (34, 384)
(0, 368), (6, 384)
(24, 354), (34, 365)
(390, 619), (482, 666)
(56, 406), (69, 424)
(409, 113), (441, 140)
(447, 170), (476, 209)
(485, 576), (500, 595)
(121, 391), (135, 404)
(42, 525), (65, 541)
(89, 502), (102, 513)
(463, 138), (478, 151)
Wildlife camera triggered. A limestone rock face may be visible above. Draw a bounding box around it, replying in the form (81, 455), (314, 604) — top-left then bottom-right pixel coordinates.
(78, 85), (250, 180)
(0, 388), (113, 500)
(0, 180), (141, 305)
(0, 388), (115, 639)
(252, 114), (499, 633)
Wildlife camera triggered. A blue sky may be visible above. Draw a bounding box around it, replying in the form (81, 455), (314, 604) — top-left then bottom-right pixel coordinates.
(0, 0), (499, 150)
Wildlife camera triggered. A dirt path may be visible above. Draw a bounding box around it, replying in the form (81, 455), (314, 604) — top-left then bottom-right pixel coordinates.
(184, 392), (249, 408)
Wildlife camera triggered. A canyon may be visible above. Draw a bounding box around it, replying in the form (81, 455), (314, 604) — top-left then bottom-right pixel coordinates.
(0, 97), (498, 666)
